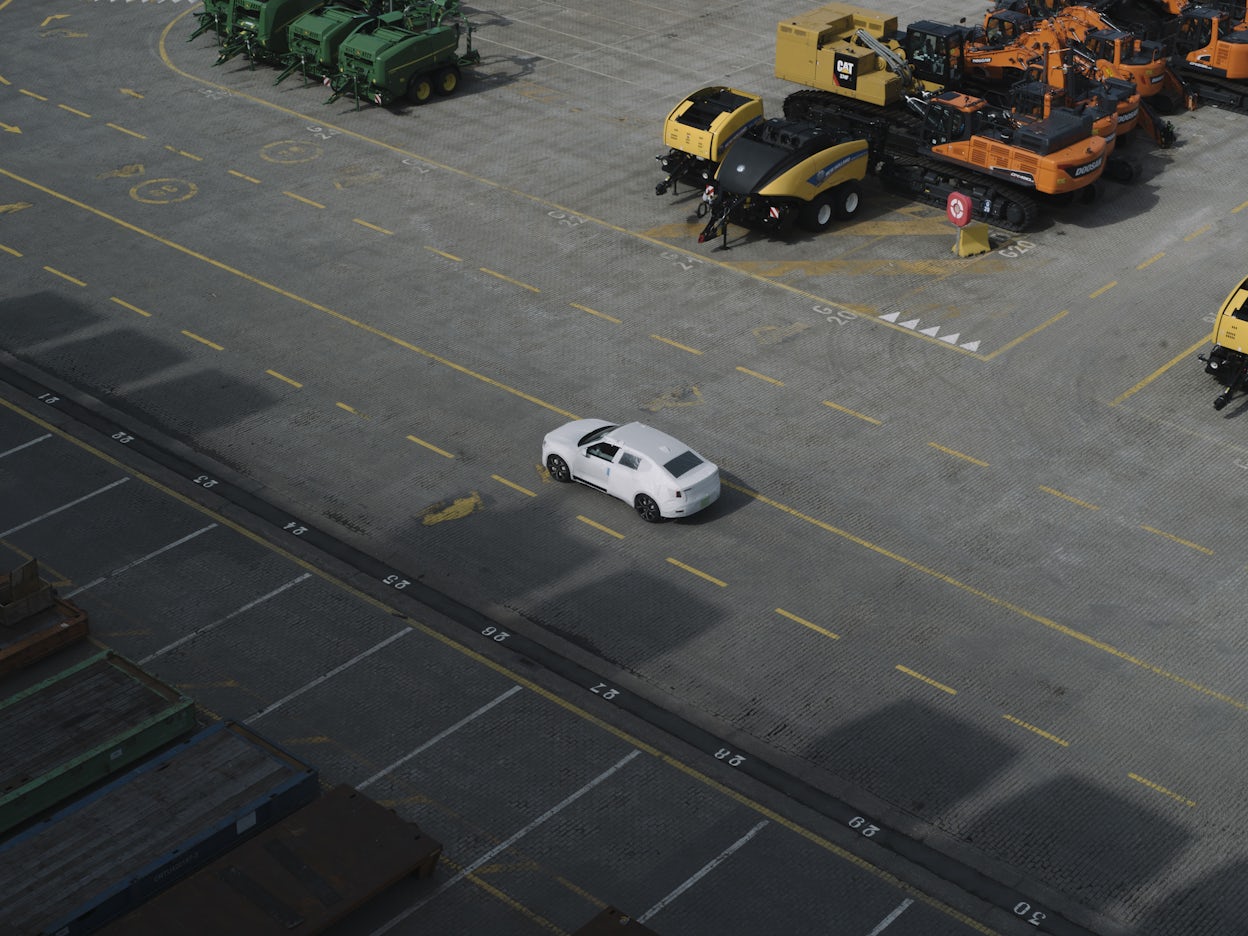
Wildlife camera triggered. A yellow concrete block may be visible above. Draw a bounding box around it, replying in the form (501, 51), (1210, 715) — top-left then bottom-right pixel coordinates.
(953, 222), (991, 257)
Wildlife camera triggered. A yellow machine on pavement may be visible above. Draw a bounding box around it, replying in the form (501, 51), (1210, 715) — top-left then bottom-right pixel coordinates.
(1200, 272), (1248, 409)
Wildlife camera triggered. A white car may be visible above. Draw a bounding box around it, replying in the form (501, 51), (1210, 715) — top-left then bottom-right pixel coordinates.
(541, 419), (721, 522)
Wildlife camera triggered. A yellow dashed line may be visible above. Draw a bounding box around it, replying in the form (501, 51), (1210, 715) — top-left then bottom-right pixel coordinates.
(43, 266), (85, 286)
(928, 442), (988, 467)
(181, 330), (223, 351)
(228, 169), (261, 184)
(1111, 334), (1212, 406)
(982, 309), (1069, 361)
(1139, 525), (1213, 555)
(1184, 224), (1211, 242)
(57, 104), (91, 118)
(822, 400), (881, 425)
(1038, 486), (1099, 511)
(666, 557), (726, 587)
(407, 434), (453, 458)
(1136, 252), (1164, 270)
(1233, 201), (1248, 214)
(164, 145), (202, 161)
(106, 122), (146, 139)
(736, 366), (783, 386)
(577, 515), (624, 539)
(1002, 714), (1069, 747)
(336, 402), (364, 416)
(896, 665), (956, 695)
(1128, 773), (1196, 807)
(266, 369), (302, 388)
(110, 296), (151, 317)
(20, 89), (48, 101)
(353, 218), (393, 235)
(651, 334), (702, 355)
(283, 191), (324, 208)
(1089, 281), (1117, 299)
(480, 267), (539, 292)
(0, 244), (23, 258)
(492, 474), (534, 496)
(424, 246), (462, 262)
(571, 302), (620, 324)
(775, 607), (839, 640)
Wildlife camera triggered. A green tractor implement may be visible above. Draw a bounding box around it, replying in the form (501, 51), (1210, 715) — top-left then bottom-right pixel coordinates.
(324, 0), (479, 110)
(276, 4), (383, 85)
(215, 0), (334, 68)
(189, 0), (234, 42)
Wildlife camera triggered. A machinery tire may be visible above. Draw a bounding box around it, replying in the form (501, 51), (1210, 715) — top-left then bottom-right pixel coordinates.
(799, 193), (836, 232)
(407, 73), (434, 105)
(546, 454), (572, 483)
(434, 65), (460, 96)
(834, 180), (862, 220)
(635, 493), (663, 523)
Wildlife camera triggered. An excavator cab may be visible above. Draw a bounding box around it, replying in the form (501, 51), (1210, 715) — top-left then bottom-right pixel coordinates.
(981, 10), (1036, 47)
(920, 92), (977, 145)
(902, 21), (965, 85)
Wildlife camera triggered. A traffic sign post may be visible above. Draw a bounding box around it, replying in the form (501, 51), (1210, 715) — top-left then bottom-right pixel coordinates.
(947, 191), (991, 257)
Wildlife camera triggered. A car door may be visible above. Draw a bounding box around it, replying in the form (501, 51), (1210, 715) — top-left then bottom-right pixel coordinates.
(577, 440), (618, 491)
(606, 449), (645, 505)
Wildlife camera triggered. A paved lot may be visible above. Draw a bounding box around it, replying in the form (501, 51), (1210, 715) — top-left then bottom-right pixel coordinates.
(2, 0), (1248, 933)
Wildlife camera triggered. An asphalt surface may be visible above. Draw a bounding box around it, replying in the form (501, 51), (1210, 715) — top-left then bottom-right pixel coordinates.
(2, 0), (1248, 934)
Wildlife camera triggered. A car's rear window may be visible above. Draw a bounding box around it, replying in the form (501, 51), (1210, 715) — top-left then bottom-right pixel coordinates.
(579, 425), (618, 446)
(664, 451), (703, 478)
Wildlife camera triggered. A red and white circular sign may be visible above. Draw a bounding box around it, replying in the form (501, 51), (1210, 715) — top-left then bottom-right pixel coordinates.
(947, 192), (972, 227)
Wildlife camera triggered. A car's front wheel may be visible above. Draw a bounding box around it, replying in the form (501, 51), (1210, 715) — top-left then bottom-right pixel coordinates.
(546, 454), (572, 483)
(634, 493), (663, 523)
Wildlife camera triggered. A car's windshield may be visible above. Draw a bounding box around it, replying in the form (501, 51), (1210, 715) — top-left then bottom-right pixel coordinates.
(578, 425), (618, 446)
(664, 450), (703, 478)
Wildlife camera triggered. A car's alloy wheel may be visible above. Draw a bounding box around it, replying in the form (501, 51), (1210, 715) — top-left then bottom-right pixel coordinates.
(546, 454), (572, 483)
(635, 493), (662, 522)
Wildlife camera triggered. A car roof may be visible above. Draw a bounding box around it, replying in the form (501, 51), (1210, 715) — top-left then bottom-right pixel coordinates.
(609, 422), (692, 456)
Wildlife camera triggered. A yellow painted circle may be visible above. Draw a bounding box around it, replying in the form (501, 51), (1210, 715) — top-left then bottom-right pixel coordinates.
(260, 140), (323, 164)
(130, 178), (199, 204)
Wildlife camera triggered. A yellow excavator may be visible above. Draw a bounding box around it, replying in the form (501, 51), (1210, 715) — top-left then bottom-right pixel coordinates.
(1200, 272), (1248, 409)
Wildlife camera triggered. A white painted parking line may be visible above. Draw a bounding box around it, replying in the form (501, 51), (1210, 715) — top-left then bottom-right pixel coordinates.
(0, 477), (128, 538)
(866, 898), (914, 935)
(64, 523), (217, 598)
(369, 748), (643, 936)
(358, 685), (523, 791)
(245, 627), (411, 724)
(0, 433), (51, 460)
(638, 819), (769, 924)
(140, 573), (312, 664)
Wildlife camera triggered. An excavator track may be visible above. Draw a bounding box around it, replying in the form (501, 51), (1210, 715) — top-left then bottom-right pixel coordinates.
(783, 90), (1040, 232)
(1183, 74), (1248, 114)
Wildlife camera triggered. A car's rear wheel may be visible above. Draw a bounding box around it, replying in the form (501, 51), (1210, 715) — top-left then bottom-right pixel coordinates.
(546, 454), (572, 483)
(635, 493), (662, 523)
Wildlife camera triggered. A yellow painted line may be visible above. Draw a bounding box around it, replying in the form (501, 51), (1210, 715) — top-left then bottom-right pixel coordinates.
(283, 191), (324, 208)
(928, 442), (988, 467)
(571, 302), (620, 324)
(1128, 773), (1196, 807)
(0, 244), (22, 258)
(424, 246), (462, 262)
(164, 145), (202, 162)
(651, 334), (702, 355)
(0, 167), (579, 420)
(110, 296), (151, 317)
(895, 665), (956, 695)
(353, 218), (393, 235)
(283, 736), (331, 745)
(266, 369), (302, 388)
(181, 330), (223, 351)
(407, 434), (454, 459)
(1139, 525), (1213, 555)
(666, 557), (727, 587)
(736, 366), (783, 386)
(1111, 333), (1212, 406)
(480, 267), (539, 292)
(336, 401), (363, 416)
(228, 169), (261, 184)
(57, 104), (91, 118)
(822, 400), (881, 425)
(1184, 224), (1211, 242)
(577, 515), (624, 539)
(1233, 200), (1248, 214)
(1002, 714), (1069, 747)
(492, 474), (534, 496)
(775, 607), (839, 640)
(1089, 281), (1117, 299)
(20, 89), (48, 101)
(1136, 252), (1164, 270)
(720, 478), (1248, 712)
(982, 308), (1070, 361)
(1038, 486), (1099, 510)
(106, 122), (146, 140)
(2, 372), (997, 936)
(43, 266), (85, 286)
(0, 75), (9, 86)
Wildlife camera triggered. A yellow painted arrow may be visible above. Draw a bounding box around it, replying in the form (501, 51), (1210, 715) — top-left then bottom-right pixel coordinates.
(120, 88), (144, 99)
(40, 13), (69, 27)
(0, 202), (33, 214)
(0, 122), (20, 134)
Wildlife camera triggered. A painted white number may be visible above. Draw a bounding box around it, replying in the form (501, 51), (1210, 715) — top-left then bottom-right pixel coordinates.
(548, 210), (588, 227)
(481, 626), (510, 642)
(998, 239), (1036, 259)
(660, 251), (704, 272)
(1013, 902), (1047, 927)
(38, 393), (60, 404)
(816, 304), (858, 325)
(400, 158), (432, 173)
(193, 475), (219, 489)
(714, 748), (746, 767)
(112, 431), (134, 444)
(383, 574), (410, 590)
(591, 682), (621, 700)
(283, 522), (308, 536)
(848, 816), (880, 837)
(306, 125), (339, 140)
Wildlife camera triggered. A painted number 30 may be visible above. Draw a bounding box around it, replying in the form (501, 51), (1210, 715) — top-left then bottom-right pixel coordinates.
(1013, 902), (1047, 927)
